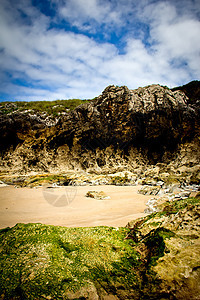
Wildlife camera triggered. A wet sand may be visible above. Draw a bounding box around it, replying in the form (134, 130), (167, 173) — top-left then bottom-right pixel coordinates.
(0, 185), (152, 228)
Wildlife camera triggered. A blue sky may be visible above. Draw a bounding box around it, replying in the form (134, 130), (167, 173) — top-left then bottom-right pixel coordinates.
(0, 0), (200, 101)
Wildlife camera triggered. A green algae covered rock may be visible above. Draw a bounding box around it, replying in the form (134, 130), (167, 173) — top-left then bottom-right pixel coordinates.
(0, 197), (200, 299)
(0, 224), (141, 299)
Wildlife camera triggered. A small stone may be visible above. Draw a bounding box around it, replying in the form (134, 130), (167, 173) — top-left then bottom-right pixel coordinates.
(86, 191), (110, 200)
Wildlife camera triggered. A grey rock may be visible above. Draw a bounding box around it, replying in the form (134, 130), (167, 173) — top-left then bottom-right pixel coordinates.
(138, 185), (161, 195)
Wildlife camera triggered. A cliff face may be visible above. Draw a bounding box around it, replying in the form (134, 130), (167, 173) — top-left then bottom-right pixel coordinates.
(0, 82), (200, 176)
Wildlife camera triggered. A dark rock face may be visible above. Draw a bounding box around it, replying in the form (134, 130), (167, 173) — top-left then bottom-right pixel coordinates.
(54, 84), (198, 154)
(0, 106), (58, 152)
(0, 82), (200, 174)
(172, 80), (200, 105)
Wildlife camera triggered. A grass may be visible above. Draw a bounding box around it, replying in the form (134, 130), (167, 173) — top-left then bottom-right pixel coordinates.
(0, 99), (92, 116)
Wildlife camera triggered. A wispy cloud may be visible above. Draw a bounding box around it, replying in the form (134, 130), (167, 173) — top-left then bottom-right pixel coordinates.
(0, 0), (199, 101)
(141, 1), (200, 75)
(53, 0), (125, 33)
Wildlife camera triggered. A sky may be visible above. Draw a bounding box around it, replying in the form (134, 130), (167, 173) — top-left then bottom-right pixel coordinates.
(0, 0), (200, 101)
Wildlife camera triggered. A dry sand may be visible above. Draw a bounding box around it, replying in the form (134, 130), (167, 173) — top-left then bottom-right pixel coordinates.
(0, 185), (152, 228)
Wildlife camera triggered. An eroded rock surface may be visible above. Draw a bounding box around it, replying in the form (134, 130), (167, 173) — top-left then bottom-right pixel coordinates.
(0, 82), (200, 183)
(126, 197), (200, 300)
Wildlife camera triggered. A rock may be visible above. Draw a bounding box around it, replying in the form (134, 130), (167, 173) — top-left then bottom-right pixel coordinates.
(183, 184), (200, 192)
(171, 80), (200, 105)
(156, 180), (164, 186)
(127, 197), (200, 299)
(65, 282), (99, 300)
(158, 173), (170, 181)
(102, 295), (119, 300)
(0, 180), (7, 187)
(144, 198), (158, 214)
(138, 185), (161, 195)
(142, 179), (158, 186)
(195, 192), (200, 199)
(144, 188), (192, 214)
(168, 184), (182, 193)
(86, 191), (110, 200)
(108, 172), (133, 185)
(0, 82), (199, 179)
(179, 191), (191, 198)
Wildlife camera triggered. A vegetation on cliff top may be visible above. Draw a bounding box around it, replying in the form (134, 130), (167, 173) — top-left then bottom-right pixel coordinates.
(0, 98), (91, 116)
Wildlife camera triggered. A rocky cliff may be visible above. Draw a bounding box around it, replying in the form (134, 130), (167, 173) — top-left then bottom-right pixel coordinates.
(0, 82), (200, 182)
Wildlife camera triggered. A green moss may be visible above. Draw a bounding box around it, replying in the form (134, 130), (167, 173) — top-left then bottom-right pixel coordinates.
(144, 227), (175, 266)
(162, 197), (199, 214)
(0, 174), (75, 187)
(0, 224), (141, 299)
(22, 174), (73, 187)
(165, 174), (180, 185)
(143, 197), (200, 220)
(149, 221), (161, 227)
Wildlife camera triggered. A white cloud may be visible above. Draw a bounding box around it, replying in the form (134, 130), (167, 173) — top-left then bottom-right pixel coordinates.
(142, 1), (200, 79)
(0, 0), (199, 101)
(54, 0), (122, 32)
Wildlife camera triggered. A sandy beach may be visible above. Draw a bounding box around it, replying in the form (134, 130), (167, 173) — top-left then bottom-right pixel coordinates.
(0, 185), (153, 228)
